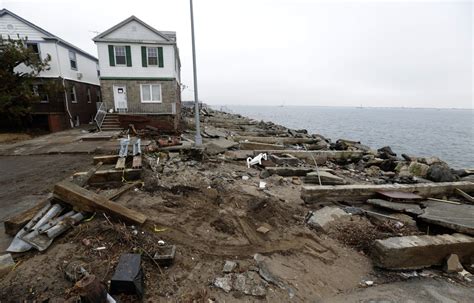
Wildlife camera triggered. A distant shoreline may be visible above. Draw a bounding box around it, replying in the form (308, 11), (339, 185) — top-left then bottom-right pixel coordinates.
(212, 105), (473, 111)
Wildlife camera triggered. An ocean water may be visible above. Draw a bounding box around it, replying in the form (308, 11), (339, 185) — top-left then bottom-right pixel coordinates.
(221, 105), (474, 169)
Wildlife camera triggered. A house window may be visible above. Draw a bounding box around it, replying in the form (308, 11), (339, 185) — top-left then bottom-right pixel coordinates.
(97, 88), (101, 102)
(115, 46), (126, 65)
(147, 47), (158, 65)
(96, 62), (100, 77)
(32, 84), (48, 103)
(140, 84), (161, 103)
(70, 85), (77, 103)
(69, 51), (77, 70)
(27, 43), (40, 60)
(87, 87), (91, 103)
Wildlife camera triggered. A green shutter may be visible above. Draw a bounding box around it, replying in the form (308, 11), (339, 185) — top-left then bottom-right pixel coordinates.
(108, 45), (115, 66)
(125, 45), (132, 67)
(158, 47), (164, 67)
(141, 46), (147, 67)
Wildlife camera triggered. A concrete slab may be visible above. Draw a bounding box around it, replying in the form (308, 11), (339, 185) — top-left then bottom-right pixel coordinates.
(305, 171), (346, 185)
(419, 202), (474, 235)
(239, 142), (285, 150)
(253, 150), (363, 164)
(302, 181), (474, 203)
(372, 233), (474, 270)
(266, 167), (314, 176)
(366, 199), (423, 215)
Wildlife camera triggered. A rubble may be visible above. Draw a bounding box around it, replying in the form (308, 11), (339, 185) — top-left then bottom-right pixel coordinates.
(419, 202), (474, 235)
(372, 233), (474, 270)
(306, 206), (350, 232)
(444, 254), (464, 273)
(0, 254), (15, 279)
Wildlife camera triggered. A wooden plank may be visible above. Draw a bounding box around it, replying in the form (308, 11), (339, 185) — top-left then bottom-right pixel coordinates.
(115, 157), (126, 169)
(132, 155), (142, 169)
(73, 169), (141, 185)
(427, 197), (462, 205)
(106, 181), (142, 201)
(54, 181), (146, 225)
(456, 188), (474, 203)
(73, 162), (103, 187)
(93, 155), (120, 165)
(3, 197), (51, 236)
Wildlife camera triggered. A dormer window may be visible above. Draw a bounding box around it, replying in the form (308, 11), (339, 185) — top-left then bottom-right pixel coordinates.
(115, 46), (126, 65)
(69, 51), (77, 70)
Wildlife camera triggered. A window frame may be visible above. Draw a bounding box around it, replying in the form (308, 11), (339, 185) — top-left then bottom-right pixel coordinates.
(32, 84), (49, 103)
(140, 84), (162, 103)
(70, 85), (77, 103)
(97, 88), (101, 102)
(147, 47), (158, 66)
(26, 42), (41, 60)
(114, 46), (127, 66)
(69, 50), (77, 70)
(87, 87), (92, 103)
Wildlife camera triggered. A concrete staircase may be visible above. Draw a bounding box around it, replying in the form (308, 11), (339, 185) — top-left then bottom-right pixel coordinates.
(100, 113), (122, 131)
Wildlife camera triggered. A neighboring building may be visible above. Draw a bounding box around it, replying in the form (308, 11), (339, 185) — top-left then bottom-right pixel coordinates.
(0, 9), (100, 132)
(93, 16), (182, 132)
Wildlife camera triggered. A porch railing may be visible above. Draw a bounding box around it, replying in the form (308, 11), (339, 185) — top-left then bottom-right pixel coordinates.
(94, 102), (107, 131)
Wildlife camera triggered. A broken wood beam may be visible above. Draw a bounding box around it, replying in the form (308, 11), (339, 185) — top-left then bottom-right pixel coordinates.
(231, 136), (316, 145)
(265, 166), (314, 176)
(3, 197), (51, 236)
(73, 169), (141, 185)
(456, 188), (474, 203)
(106, 181), (142, 201)
(301, 181), (474, 203)
(93, 155), (120, 165)
(372, 233), (474, 270)
(73, 162), (103, 187)
(239, 141), (285, 150)
(115, 157), (126, 169)
(252, 150), (363, 164)
(54, 181), (146, 225)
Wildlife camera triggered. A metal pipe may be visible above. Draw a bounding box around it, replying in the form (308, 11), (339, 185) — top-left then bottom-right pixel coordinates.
(190, 0), (202, 146)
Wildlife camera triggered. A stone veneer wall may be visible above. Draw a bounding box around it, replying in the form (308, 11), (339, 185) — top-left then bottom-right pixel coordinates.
(100, 79), (179, 114)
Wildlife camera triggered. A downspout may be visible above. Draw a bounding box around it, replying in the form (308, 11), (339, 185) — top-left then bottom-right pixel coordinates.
(55, 40), (74, 128)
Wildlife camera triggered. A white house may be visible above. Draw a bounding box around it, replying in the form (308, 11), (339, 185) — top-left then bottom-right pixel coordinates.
(0, 9), (101, 132)
(93, 15), (182, 132)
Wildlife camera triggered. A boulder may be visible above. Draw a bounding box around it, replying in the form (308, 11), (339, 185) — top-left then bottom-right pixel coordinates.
(426, 163), (456, 182)
(399, 161), (430, 178)
(380, 159), (398, 172)
(419, 156), (442, 166)
(223, 261), (238, 273)
(377, 146), (396, 159)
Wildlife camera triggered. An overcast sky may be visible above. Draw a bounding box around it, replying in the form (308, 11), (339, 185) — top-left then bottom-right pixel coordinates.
(3, 0), (473, 108)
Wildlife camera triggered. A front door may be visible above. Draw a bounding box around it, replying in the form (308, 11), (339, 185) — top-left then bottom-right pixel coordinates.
(113, 85), (127, 112)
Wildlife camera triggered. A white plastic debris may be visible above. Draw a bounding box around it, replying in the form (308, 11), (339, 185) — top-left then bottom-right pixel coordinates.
(242, 176), (249, 181)
(259, 181), (266, 189)
(246, 153), (267, 168)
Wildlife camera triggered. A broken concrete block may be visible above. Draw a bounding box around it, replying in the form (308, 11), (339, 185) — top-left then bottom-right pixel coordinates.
(239, 141), (285, 150)
(305, 171), (345, 185)
(0, 253), (15, 278)
(265, 167), (314, 176)
(256, 223), (271, 234)
(270, 154), (299, 166)
(444, 254), (464, 273)
(366, 199), (423, 216)
(214, 275), (233, 292)
(233, 271), (266, 297)
(223, 261), (238, 273)
(205, 138), (239, 155)
(306, 206), (349, 232)
(372, 233), (474, 270)
(418, 202), (474, 235)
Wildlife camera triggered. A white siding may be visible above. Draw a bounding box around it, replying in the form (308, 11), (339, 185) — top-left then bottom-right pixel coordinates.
(103, 20), (167, 42)
(1, 13), (99, 85)
(0, 14), (46, 40)
(97, 42), (177, 79)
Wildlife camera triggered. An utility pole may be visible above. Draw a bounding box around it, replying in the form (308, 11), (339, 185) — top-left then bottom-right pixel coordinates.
(190, 0), (202, 146)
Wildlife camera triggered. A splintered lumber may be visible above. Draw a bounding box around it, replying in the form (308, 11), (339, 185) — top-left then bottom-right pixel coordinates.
(73, 162), (103, 187)
(265, 167), (314, 176)
(73, 169), (141, 185)
(54, 181), (146, 225)
(456, 188), (474, 203)
(106, 181), (142, 201)
(3, 197), (51, 236)
(301, 181), (474, 203)
(372, 233), (474, 270)
(132, 155), (142, 169)
(115, 157), (126, 169)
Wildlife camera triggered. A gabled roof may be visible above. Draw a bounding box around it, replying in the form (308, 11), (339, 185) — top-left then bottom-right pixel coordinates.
(93, 15), (175, 43)
(0, 9), (98, 61)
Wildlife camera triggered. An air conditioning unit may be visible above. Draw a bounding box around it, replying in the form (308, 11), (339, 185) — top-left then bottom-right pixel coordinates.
(76, 72), (83, 80)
